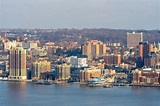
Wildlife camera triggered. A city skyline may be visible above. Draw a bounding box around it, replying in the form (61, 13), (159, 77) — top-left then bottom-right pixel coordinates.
(0, 1), (160, 106)
(0, 0), (159, 30)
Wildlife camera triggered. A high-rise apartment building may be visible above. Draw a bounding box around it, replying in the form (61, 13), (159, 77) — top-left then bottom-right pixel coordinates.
(55, 64), (70, 81)
(8, 47), (27, 80)
(32, 60), (51, 79)
(127, 32), (143, 48)
(81, 40), (106, 58)
(103, 54), (121, 65)
(137, 41), (154, 67)
(139, 41), (154, 60)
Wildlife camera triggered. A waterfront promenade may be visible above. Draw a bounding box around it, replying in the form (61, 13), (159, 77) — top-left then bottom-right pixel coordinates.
(1, 78), (160, 88)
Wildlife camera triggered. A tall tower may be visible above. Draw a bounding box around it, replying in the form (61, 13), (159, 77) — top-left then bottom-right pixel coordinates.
(9, 47), (27, 80)
(139, 41), (153, 60)
(137, 41), (154, 68)
(127, 32), (143, 48)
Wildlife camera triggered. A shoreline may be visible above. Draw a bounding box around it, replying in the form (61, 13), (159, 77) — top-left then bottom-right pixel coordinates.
(1, 79), (160, 88)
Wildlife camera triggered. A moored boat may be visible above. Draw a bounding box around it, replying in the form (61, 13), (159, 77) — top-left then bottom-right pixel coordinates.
(35, 80), (44, 84)
(103, 83), (113, 88)
(43, 80), (52, 85)
(35, 80), (52, 85)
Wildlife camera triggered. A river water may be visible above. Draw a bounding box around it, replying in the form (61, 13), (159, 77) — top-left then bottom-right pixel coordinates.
(0, 81), (160, 106)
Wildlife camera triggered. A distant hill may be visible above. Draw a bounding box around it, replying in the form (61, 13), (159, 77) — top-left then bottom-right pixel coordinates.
(1, 28), (160, 46)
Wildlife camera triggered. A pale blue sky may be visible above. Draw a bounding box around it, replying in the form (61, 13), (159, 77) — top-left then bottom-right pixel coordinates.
(0, 0), (159, 29)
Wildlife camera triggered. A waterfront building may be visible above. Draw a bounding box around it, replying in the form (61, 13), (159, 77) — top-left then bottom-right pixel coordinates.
(132, 69), (142, 84)
(81, 40), (106, 58)
(55, 64), (70, 81)
(80, 66), (101, 82)
(132, 68), (160, 85)
(0, 61), (9, 72)
(32, 60), (51, 79)
(127, 32), (143, 48)
(68, 56), (88, 81)
(0, 60), (9, 77)
(8, 47), (27, 80)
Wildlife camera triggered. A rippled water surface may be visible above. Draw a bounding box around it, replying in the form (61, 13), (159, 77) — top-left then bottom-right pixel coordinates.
(0, 81), (160, 106)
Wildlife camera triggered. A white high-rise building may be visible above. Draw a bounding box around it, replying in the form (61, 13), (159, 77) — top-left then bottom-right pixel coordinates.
(69, 56), (88, 68)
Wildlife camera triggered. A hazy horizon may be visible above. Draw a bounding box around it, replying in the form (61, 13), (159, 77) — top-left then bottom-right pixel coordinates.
(0, 0), (160, 30)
